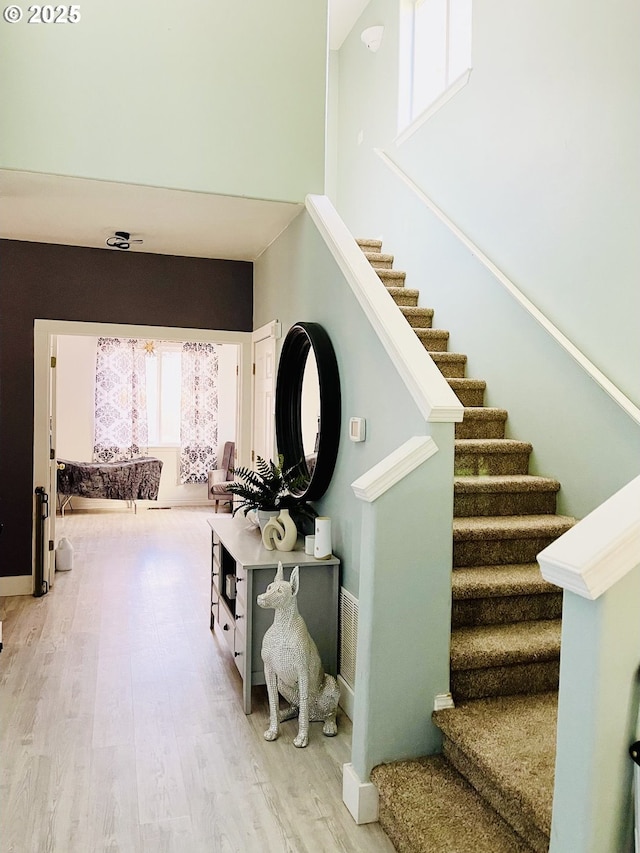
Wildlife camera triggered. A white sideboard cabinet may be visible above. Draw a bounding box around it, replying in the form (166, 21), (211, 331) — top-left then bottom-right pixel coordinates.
(208, 515), (340, 714)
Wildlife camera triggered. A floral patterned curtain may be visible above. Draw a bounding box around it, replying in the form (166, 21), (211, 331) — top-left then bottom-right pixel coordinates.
(180, 342), (219, 483)
(93, 337), (148, 463)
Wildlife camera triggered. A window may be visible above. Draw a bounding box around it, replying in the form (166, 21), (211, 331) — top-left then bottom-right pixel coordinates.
(145, 341), (182, 446)
(398, 0), (472, 139)
(93, 337), (220, 483)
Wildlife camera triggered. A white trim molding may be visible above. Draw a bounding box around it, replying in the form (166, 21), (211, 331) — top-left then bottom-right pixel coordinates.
(396, 69), (472, 148)
(342, 763), (379, 825)
(538, 475), (640, 600)
(0, 575), (33, 596)
(337, 675), (355, 721)
(351, 436), (439, 503)
(374, 150), (640, 428)
(252, 320), (281, 343)
(305, 194), (463, 425)
(434, 692), (455, 712)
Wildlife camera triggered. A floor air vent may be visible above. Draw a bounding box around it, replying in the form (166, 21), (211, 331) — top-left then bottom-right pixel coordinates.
(339, 587), (358, 689)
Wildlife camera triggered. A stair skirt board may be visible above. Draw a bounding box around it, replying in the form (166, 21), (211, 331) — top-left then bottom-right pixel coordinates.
(357, 239), (572, 852)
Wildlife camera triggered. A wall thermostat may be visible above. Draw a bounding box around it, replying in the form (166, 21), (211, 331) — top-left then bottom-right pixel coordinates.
(349, 417), (366, 442)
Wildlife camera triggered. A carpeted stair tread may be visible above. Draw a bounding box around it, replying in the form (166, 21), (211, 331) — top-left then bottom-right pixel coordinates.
(371, 754), (536, 853)
(452, 582), (562, 628)
(454, 476), (560, 516)
(448, 377), (486, 405)
(432, 352), (468, 377)
(450, 619), (561, 671)
(461, 406), (508, 420)
(433, 693), (557, 844)
(456, 438), (533, 455)
(414, 328), (450, 351)
(364, 251), (394, 268)
(387, 286), (420, 306)
(377, 268), (407, 286)
(357, 238), (382, 251)
(452, 560), (563, 627)
(400, 306), (434, 328)
(453, 514), (575, 541)
(451, 661), (560, 701)
(452, 563), (559, 599)
(455, 475), (560, 495)
(455, 439), (533, 476)
(457, 408), (508, 439)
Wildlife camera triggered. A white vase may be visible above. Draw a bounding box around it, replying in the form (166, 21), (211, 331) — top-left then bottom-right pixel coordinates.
(261, 515), (280, 550)
(274, 509), (297, 552)
(257, 509), (279, 532)
(261, 509), (298, 552)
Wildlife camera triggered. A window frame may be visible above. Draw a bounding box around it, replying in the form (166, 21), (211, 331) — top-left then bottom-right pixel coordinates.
(396, 0), (472, 145)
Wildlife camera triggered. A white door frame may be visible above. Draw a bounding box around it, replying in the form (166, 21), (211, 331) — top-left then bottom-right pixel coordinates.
(31, 319), (252, 588)
(251, 320), (281, 466)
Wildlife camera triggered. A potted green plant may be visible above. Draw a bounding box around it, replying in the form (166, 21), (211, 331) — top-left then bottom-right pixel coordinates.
(228, 455), (315, 532)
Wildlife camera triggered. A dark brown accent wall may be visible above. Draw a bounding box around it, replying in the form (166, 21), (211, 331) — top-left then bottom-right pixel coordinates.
(0, 239), (253, 578)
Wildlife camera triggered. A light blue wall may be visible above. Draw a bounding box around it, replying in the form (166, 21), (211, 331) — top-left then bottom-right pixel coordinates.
(332, 0), (640, 517)
(0, 1), (327, 202)
(254, 210), (431, 593)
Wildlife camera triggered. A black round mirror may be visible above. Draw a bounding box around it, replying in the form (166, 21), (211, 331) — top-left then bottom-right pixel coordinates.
(275, 322), (341, 502)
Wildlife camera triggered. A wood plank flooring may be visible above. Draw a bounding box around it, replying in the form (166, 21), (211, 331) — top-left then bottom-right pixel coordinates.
(0, 508), (395, 853)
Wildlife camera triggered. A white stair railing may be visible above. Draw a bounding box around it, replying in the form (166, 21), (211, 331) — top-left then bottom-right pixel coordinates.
(375, 148), (640, 428)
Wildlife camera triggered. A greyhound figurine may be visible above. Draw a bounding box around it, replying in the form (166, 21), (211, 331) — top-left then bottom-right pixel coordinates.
(257, 562), (339, 748)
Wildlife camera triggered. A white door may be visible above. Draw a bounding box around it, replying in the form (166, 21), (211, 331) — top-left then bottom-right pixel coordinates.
(251, 322), (279, 466)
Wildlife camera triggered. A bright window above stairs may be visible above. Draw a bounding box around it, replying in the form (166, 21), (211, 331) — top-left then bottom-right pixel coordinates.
(397, 0), (473, 143)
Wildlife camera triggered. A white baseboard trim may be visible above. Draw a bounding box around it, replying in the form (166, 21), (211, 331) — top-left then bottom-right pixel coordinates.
(342, 763), (379, 825)
(0, 575), (33, 596)
(434, 692), (455, 711)
(61, 498), (214, 512)
(337, 675), (355, 721)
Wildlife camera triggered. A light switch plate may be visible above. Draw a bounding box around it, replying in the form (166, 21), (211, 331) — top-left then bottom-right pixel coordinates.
(349, 417), (366, 442)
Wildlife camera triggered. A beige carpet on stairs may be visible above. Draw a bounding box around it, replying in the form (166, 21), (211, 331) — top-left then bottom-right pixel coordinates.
(371, 755), (536, 853)
(357, 238), (572, 853)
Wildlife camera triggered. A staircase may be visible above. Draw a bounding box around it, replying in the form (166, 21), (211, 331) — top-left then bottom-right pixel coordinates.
(358, 239), (574, 853)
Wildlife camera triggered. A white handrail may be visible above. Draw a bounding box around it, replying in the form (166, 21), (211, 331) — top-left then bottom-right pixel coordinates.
(305, 194), (463, 424)
(351, 436), (439, 503)
(538, 474), (640, 599)
(375, 148), (640, 427)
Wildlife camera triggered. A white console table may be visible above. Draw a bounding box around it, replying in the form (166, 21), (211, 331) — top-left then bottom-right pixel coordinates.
(208, 515), (340, 714)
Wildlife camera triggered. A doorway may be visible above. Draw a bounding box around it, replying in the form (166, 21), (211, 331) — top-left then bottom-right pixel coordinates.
(33, 319), (252, 590)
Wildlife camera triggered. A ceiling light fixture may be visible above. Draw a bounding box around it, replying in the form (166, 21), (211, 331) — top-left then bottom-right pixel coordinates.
(106, 230), (143, 250)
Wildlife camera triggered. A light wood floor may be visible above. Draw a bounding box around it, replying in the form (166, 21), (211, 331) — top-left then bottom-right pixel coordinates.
(0, 507), (395, 853)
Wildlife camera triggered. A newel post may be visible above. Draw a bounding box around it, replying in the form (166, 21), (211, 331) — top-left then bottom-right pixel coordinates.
(343, 428), (455, 823)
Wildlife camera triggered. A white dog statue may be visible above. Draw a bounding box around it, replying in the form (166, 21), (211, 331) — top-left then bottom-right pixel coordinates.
(257, 562), (340, 748)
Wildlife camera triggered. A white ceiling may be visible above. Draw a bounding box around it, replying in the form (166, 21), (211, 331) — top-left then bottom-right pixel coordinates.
(0, 1), (368, 262)
(0, 170), (303, 262)
(329, 0), (371, 49)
